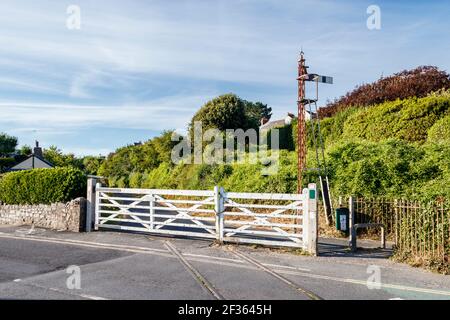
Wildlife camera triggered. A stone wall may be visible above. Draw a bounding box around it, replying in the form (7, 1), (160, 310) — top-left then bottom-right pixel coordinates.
(0, 198), (86, 232)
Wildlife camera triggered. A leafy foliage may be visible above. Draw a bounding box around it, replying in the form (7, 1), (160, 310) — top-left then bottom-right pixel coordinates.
(342, 93), (450, 143)
(326, 139), (445, 198)
(0, 157), (16, 172)
(98, 142), (159, 187)
(284, 92), (450, 148)
(319, 66), (450, 118)
(428, 114), (450, 144)
(189, 94), (272, 133)
(96, 88), (450, 202)
(18, 145), (32, 156)
(43, 146), (83, 168)
(0, 133), (17, 156)
(0, 167), (86, 204)
(82, 156), (105, 175)
(243, 100), (272, 129)
(98, 131), (177, 186)
(190, 94), (248, 132)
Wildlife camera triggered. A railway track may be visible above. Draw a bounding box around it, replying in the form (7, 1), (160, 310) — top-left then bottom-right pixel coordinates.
(163, 241), (224, 300)
(228, 247), (323, 300)
(164, 240), (322, 300)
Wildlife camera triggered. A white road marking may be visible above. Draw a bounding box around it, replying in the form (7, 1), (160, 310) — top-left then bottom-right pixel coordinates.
(1, 231), (449, 298)
(78, 293), (108, 300)
(0, 232), (170, 255)
(13, 281), (108, 300)
(278, 269), (450, 297)
(0, 232), (310, 272)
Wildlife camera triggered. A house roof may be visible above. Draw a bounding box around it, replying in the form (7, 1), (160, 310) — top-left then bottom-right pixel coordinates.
(259, 119), (286, 131)
(7, 154), (53, 171)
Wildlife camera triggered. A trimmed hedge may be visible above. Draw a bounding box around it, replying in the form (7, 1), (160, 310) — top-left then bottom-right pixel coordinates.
(0, 167), (86, 205)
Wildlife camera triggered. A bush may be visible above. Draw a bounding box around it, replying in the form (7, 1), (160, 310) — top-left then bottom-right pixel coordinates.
(341, 94), (450, 143)
(319, 66), (450, 118)
(0, 157), (16, 173)
(325, 139), (447, 199)
(282, 91), (450, 147)
(428, 114), (450, 144)
(0, 167), (86, 204)
(267, 124), (295, 150)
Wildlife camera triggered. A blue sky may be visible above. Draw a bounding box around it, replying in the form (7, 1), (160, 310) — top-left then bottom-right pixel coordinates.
(0, 0), (449, 156)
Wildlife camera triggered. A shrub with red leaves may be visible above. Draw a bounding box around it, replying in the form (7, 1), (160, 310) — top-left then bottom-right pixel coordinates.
(319, 66), (450, 118)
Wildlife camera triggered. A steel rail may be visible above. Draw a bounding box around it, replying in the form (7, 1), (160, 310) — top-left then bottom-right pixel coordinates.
(229, 248), (323, 300)
(164, 241), (224, 300)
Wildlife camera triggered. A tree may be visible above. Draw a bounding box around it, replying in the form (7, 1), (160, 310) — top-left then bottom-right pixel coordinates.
(189, 94), (272, 135)
(19, 145), (32, 156)
(97, 142), (161, 185)
(0, 133), (18, 156)
(243, 101), (272, 129)
(189, 94), (249, 132)
(151, 130), (178, 163)
(82, 156), (105, 175)
(43, 146), (82, 168)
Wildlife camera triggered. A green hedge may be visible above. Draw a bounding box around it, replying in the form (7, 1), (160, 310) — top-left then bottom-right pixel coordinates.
(0, 167), (86, 204)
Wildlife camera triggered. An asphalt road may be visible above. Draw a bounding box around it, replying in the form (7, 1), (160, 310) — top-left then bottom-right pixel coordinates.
(0, 225), (449, 300)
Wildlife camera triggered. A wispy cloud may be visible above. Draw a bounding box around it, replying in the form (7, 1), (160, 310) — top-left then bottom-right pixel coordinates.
(0, 93), (217, 132)
(0, 0), (448, 155)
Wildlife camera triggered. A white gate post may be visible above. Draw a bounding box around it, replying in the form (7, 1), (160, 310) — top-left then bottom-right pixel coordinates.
(219, 187), (225, 242)
(86, 177), (97, 232)
(94, 182), (101, 231)
(149, 192), (155, 229)
(349, 196), (356, 251)
(214, 186), (224, 243)
(303, 183), (318, 255)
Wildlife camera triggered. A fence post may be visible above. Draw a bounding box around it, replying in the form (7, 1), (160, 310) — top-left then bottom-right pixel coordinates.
(394, 199), (398, 247)
(94, 182), (101, 231)
(303, 183), (318, 256)
(149, 193), (155, 229)
(85, 177), (98, 232)
(219, 187), (225, 243)
(214, 186), (224, 243)
(349, 196), (356, 251)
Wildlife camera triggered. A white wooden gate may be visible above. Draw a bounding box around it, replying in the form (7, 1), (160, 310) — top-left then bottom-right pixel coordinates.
(93, 183), (317, 254)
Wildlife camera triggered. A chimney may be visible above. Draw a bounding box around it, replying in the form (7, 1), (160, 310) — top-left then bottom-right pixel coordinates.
(33, 141), (43, 158)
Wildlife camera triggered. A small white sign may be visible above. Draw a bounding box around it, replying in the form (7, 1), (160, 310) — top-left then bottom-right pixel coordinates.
(340, 215), (347, 231)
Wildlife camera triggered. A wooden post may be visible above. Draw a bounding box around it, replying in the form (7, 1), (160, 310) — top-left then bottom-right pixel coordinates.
(85, 177), (98, 232)
(349, 196), (356, 251)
